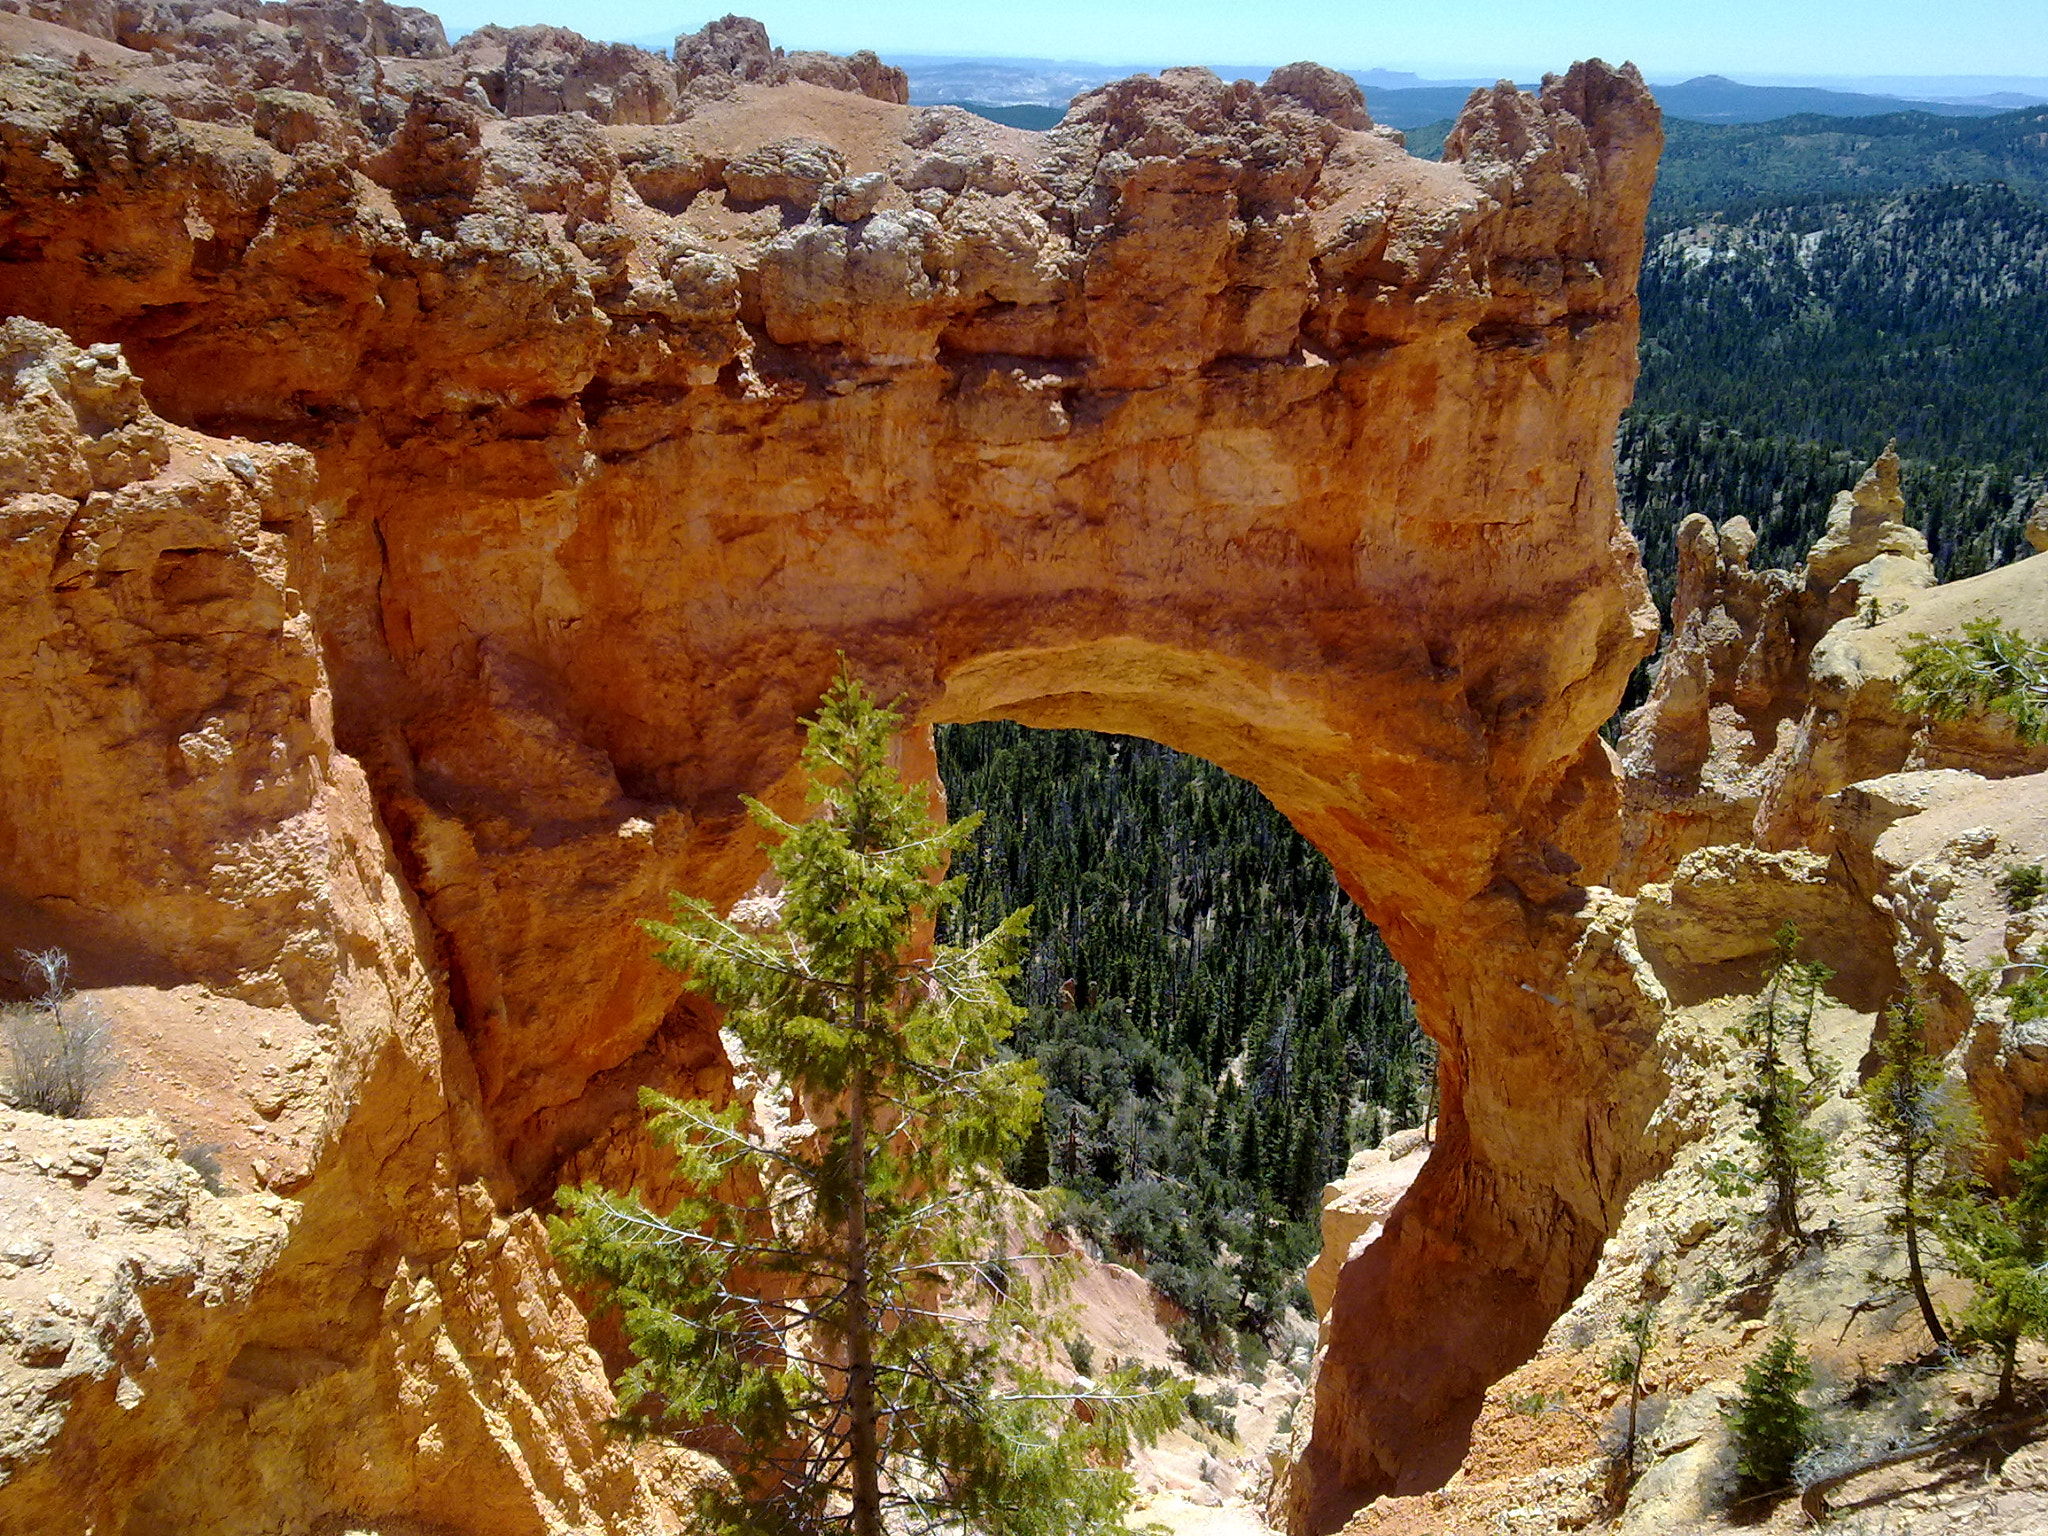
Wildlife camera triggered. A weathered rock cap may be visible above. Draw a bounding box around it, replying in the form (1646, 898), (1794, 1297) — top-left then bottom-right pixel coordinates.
(1805, 441), (1934, 594)
(674, 12), (908, 104)
(1263, 60), (1374, 131)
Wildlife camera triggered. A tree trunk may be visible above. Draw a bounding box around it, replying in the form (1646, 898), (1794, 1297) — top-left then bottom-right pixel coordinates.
(846, 1066), (883, 1536)
(846, 948), (883, 1536)
(1800, 1408), (2048, 1522)
(1999, 1334), (2019, 1412)
(1901, 1166), (1949, 1347)
(1774, 1142), (1805, 1243)
(1624, 1382), (1639, 1473)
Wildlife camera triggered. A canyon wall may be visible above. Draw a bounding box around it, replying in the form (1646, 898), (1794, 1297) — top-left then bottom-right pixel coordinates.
(0, 8), (1672, 1531)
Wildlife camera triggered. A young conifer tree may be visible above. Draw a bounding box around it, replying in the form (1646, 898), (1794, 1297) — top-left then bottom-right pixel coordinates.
(1724, 1333), (1814, 1495)
(1708, 923), (1835, 1242)
(1860, 998), (1980, 1348)
(1940, 1132), (2048, 1409)
(551, 670), (1179, 1536)
(1603, 1304), (1657, 1480)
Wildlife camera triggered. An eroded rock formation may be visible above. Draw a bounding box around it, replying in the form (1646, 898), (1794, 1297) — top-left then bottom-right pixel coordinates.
(1616, 447), (2048, 890)
(0, 8), (1672, 1531)
(0, 315), (706, 1535)
(1323, 529), (2048, 1535)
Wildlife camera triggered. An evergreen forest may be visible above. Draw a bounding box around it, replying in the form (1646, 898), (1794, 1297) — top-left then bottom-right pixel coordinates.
(935, 723), (1425, 1359)
(935, 95), (2048, 1367)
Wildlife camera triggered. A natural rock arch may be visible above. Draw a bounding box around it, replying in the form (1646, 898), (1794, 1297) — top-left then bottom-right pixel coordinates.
(0, 37), (1671, 1533)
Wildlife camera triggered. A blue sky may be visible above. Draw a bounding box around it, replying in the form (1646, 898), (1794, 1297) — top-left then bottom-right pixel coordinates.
(429, 0), (2048, 81)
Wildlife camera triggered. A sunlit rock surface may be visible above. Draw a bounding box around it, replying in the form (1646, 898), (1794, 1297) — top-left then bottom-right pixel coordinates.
(0, 8), (1671, 1530)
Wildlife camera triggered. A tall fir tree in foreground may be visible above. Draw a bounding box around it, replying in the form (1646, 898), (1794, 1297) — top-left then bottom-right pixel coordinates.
(552, 671), (1179, 1536)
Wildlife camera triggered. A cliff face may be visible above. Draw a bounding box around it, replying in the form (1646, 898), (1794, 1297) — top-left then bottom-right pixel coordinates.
(0, 314), (706, 1535)
(1326, 526), (2048, 1536)
(0, 9), (1668, 1532)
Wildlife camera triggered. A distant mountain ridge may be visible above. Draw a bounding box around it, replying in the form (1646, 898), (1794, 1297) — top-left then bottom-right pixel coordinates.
(1652, 105), (2048, 214)
(603, 32), (2048, 129)
(1648, 74), (2015, 123)
(894, 59), (2038, 130)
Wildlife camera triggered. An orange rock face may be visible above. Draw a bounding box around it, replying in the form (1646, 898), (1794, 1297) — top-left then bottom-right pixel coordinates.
(0, 14), (1670, 1532)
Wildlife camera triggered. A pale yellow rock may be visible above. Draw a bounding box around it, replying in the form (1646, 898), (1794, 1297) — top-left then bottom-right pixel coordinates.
(1304, 1138), (1428, 1326)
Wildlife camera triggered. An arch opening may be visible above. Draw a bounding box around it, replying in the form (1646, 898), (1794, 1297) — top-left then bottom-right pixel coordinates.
(933, 717), (1432, 1357)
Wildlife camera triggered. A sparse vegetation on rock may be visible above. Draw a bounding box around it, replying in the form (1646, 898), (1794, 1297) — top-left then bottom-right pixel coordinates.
(1861, 999), (1981, 1348)
(1707, 925), (1837, 1243)
(1602, 1303), (1658, 1484)
(1940, 1133), (2048, 1410)
(2, 948), (114, 1119)
(2000, 862), (2048, 911)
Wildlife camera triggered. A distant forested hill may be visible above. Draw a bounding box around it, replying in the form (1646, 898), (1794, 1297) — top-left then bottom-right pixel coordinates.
(936, 723), (1424, 1357)
(1651, 107), (2048, 215)
(1402, 104), (2048, 213)
(1637, 184), (2048, 460)
(1624, 180), (2046, 614)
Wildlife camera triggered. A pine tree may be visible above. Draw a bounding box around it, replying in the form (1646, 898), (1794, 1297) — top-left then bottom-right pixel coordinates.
(1899, 618), (2048, 746)
(1603, 1304), (1657, 1480)
(1012, 1108), (1052, 1190)
(1860, 999), (1981, 1347)
(1940, 1133), (2048, 1410)
(551, 671), (1180, 1536)
(1724, 1333), (1814, 1495)
(1708, 924), (1835, 1242)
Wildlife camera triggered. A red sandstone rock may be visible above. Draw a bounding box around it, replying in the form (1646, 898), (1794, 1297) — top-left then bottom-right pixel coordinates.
(0, 21), (1669, 1533)
(455, 24), (680, 125)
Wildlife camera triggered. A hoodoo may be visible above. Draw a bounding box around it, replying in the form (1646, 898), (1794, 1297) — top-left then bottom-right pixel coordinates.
(0, 6), (1670, 1531)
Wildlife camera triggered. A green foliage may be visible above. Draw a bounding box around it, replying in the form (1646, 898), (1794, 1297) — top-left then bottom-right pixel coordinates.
(1650, 108), (2048, 218)
(551, 673), (1180, 1536)
(1637, 185), (2048, 471)
(1860, 1000), (1982, 1347)
(1724, 1334), (1815, 1495)
(1184, 1388), (1237, 1440)
(1899, 619), (2048, 745)
(1999, 864), (2048, 912)
(1603, 1304), (1658, 1476)
(1063, 1335), (1094, 1376)
(1706, 925), (1835, 1242)
(936, 723), (1421, 1339)
(1939, 1133), (2048, 1409)
(2008, 956), (2048, 1026)
(1615, 178), (2045, 633)
(2, 948), (114, 1119)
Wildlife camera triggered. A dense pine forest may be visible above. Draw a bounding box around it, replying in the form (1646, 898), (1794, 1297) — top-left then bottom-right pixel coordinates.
(1626, 158), (2046, 616)
(936, 98), (2047, 1364)
(935, 724), (1425, 1357)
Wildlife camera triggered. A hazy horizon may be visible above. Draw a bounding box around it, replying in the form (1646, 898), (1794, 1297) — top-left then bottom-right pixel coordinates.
(427, 0), (2047, 84)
